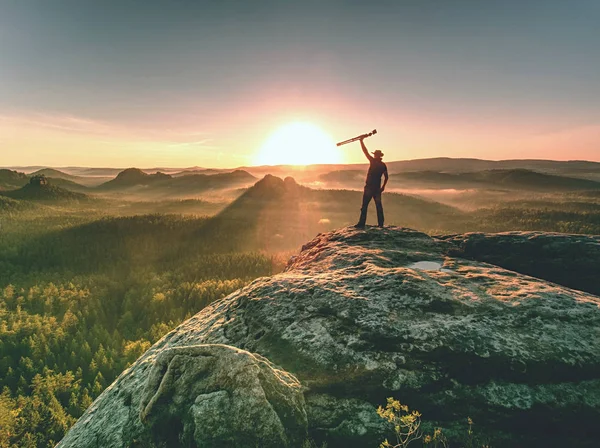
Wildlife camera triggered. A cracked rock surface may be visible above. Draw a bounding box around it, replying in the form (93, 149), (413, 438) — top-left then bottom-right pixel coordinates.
(58, 227), (600, 447)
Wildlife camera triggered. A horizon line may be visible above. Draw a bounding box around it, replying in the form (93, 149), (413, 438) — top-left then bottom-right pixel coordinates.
(4, 156), (600, 173)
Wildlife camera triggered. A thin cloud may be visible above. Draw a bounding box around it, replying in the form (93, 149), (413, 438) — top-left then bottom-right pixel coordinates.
(0, 112), (213, 144)
(168, 139), (216, 148)
(0, 113), (114, 135)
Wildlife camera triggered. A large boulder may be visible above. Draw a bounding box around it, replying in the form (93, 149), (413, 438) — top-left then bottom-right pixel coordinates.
(59, 227), (600, 447)
(58, 344), (307, 447)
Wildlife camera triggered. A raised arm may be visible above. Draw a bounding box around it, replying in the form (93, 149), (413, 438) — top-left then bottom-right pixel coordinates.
(360, 138), (374, 161)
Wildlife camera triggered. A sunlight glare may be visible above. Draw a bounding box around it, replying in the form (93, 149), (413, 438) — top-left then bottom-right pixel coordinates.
(254, 122), (343, 166)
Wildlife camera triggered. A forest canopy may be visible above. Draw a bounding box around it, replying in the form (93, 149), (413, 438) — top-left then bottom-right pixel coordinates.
(1, 170), (599, 446)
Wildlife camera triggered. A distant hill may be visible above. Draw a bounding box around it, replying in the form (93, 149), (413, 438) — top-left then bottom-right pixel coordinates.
(391, 169), (600, 191)
(97, 168), (172, 189)
(172, 168), (229, 177)
(59, 167), (126, 177)
(465, 169), (600, 190)
(203, 174), (463, 251)
(318, 170), (364, 184)
(318, 167), (600, 192)
(27, 169), (95, 190)
(96, 168), (256, 197)
(167, 170), (256, 191)
(1, 176), (89, 201)
(0, 169), (29, 190)
(30, 168), (80, 181)
(384, 158), (600, 175)
(47, 177), (90, 192)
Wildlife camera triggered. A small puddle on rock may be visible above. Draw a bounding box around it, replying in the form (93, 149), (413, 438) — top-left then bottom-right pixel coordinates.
(408, 261), (453, 273)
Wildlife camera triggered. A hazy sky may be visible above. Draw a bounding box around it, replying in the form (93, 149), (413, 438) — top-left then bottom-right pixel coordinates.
(1, 0), (599, 167)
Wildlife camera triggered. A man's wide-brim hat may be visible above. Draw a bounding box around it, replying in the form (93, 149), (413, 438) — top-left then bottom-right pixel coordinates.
(372, 150), (384, 158)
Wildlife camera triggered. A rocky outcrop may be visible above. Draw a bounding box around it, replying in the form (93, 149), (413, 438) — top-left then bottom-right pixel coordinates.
(1, 177), (88, 201)
(29, 174), (49, 186)
(441, 231), (600, 296)
(98, 168), (172, 190)
(58, 227), (600, 448)
(59, 345), (306, 447)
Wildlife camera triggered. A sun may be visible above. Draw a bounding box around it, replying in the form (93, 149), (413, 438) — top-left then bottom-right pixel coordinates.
(254, 122), (343, 166)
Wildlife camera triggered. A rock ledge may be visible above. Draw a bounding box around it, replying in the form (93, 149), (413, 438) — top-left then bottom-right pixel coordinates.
(59, 227), (600, 448)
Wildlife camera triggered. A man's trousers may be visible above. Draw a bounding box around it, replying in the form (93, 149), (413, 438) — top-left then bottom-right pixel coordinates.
(357, 186), (384, 227)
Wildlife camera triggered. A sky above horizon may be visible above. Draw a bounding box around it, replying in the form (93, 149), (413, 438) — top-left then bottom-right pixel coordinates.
(1, 0), (599, 168)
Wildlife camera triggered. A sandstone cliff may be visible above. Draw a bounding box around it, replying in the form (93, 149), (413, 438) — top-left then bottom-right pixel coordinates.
(58, 227), (600, 447)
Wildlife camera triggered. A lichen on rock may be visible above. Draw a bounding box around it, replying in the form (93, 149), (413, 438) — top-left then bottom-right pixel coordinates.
(137, 344), (307, 448)
(58, 344), (307, 448)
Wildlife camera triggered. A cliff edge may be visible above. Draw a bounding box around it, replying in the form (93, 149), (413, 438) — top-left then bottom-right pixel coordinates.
(58, 227), (600, 447)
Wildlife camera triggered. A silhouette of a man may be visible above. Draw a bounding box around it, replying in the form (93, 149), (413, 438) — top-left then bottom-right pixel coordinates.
(355, 137), (388, 228)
